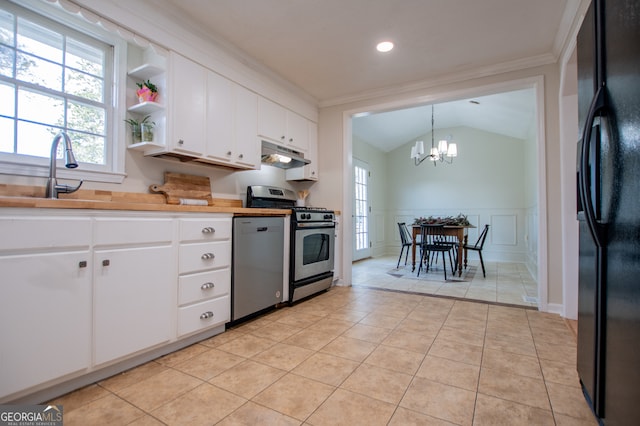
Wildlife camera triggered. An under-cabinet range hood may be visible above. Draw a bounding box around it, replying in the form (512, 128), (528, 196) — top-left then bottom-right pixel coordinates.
(261, 141), (310, 169)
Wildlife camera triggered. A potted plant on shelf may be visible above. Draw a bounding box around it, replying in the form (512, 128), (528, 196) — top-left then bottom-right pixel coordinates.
(124, 115), (155, 143)
(136, 79), (158, 103)
(124, 117), (142, 143)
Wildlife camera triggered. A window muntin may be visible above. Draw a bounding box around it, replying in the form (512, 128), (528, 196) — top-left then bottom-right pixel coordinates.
(0, 2), (113, 172)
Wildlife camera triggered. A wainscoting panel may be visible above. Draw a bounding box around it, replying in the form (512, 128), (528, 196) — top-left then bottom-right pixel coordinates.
(490, 214), (518, 245)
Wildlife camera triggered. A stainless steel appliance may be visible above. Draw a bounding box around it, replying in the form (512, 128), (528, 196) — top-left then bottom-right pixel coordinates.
(231, 216), (284, 322)
(576, 0), (640, 423)
(246, 186), (335, 303)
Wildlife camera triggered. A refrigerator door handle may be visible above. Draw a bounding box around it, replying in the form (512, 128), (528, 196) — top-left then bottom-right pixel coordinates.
(579, 85), (608, 248)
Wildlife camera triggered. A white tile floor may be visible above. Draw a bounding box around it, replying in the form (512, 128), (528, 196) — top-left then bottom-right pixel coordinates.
(352, 255), (538, 308)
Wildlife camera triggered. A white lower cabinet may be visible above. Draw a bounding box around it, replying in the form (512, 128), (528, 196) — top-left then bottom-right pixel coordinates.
(0, 250), (92, 398)
(177, 218), (231, 337)
(0, 215), (92, 400)
(93, 217), (174, 365)
(93, 245), (173, 365)
(0, 210), (232, 403)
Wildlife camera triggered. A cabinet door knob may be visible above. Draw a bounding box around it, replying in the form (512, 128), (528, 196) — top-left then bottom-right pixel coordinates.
(201, 282), (215, 290)
(200, 311), (214, 320)
(79, 260), (87, 268)
(102, 259), (110, 267)
(201, 253), (215, 260)
(178, 139), (184, 145)
(202, 227), (215, 234)
(238, 153), (243, 159)
(289, 138), (293, 143)
(227, 151), (232, 156)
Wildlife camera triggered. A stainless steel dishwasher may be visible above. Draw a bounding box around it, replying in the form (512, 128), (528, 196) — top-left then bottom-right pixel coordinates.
(232, 216), (284, 322)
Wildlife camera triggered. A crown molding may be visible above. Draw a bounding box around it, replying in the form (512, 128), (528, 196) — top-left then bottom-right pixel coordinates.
(319, 52), (557, 108)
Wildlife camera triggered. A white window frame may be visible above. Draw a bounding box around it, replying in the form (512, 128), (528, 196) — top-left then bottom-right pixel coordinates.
(0, 0), (127, 184)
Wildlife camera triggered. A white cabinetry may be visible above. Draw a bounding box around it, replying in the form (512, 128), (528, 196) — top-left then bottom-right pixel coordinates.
(140, 52), (259, 169)
(177, 218), (231, 336)
(93, 218), (174, 365)
(0, 210), (233, 403)
(206, 72), (259, 169)
(258, 97), (310, 152)
(167, 52), (207, 156)
(0, 216), (92, 400)
(286, 121), (319, 181)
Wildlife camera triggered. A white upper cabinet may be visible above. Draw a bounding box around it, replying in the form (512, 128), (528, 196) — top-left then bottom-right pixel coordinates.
(286, 121), (318, 181)
(286, 110), (310, 152)
(167, 52), (207, 156)
(258, 97), (310, 152)
(257, 97), (287, 145)
(206, 71), (234, 162)
(234, 85), (259, 169)
(206, 71), (259, 169)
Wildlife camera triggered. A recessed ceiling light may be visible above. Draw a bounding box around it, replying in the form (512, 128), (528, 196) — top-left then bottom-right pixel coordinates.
(376, 41), (394, 53)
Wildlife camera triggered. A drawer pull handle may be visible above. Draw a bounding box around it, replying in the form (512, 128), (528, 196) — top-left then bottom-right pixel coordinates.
(201, 282), (215, 290)
(200, 311), (214, 320)
(201, 253), (215, 260)
(202, 227), (215, 234)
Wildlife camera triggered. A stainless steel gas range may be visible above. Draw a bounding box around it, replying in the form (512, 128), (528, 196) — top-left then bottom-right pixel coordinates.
(246, 186), (335, 303)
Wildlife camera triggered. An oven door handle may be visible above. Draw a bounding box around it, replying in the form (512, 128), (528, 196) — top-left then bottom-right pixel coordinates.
(295, 222), (336, 229)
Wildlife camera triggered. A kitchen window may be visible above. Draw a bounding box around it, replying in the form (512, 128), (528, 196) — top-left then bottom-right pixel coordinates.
(0, 1), (126, 183)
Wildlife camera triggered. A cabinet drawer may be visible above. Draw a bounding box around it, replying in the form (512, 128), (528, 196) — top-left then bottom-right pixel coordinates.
(179, 218), (231, 242)
(178, 268), (230, 306)
(177, 296), (230, 336)
(179, 241), (231, 273)
(94, 218), (173, 246)
(0, 216), (91, 251)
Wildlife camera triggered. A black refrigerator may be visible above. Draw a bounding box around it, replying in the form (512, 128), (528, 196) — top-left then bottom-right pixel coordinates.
(576, 0), (640, 424)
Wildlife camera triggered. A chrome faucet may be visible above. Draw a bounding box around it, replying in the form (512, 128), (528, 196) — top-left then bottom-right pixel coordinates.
(46, 132), (83, 198)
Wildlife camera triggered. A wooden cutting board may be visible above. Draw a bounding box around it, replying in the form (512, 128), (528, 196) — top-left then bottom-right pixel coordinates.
(149, 172), (214, 205)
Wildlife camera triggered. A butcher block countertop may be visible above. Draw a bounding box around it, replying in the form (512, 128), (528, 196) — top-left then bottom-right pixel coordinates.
(0, 184), (287, 215)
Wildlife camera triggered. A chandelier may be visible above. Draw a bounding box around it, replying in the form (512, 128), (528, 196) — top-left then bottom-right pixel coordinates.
(410, 104), (458, 166)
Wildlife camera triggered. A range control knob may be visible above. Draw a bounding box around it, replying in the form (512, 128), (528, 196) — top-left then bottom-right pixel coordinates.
(324, 214), (333, 220)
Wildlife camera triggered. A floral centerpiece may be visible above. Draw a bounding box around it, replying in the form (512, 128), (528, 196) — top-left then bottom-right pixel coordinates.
(413, 213), (470, 226)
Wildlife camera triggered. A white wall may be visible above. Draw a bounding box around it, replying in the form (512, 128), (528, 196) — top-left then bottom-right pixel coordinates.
(352, 136), (388, 257)
(357, 126), (531, 263)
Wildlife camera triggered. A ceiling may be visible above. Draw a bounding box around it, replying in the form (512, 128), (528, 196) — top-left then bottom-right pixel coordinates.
(147, 0), (579, 150)
(352, 88), (537, 152)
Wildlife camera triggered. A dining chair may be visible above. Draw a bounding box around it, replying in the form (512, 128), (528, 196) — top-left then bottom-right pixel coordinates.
(396, 222), (413, 268)
(417, 224), (455, 280)
(463, 224), (490, 277)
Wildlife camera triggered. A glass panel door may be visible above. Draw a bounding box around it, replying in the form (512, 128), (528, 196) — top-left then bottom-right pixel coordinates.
(353, 158), (370, 260)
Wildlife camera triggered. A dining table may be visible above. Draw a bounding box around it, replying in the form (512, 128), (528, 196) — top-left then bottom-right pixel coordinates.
(411, 224), (476, 276)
